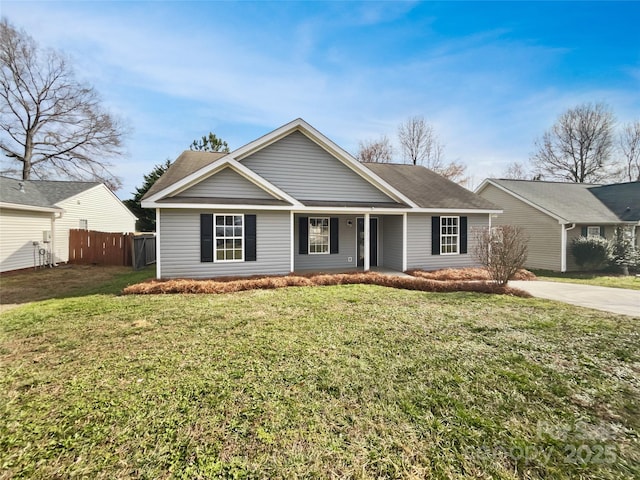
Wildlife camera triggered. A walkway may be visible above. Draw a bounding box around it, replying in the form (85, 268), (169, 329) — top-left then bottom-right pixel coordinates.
(510, 281), (640, 318)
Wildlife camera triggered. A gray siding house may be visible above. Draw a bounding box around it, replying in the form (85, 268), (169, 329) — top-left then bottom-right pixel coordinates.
(476, 179), (640, 272)
(142, 119), (500, 279)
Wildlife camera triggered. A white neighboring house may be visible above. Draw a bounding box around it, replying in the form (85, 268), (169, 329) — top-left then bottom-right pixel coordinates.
(0, 176), (137, 273)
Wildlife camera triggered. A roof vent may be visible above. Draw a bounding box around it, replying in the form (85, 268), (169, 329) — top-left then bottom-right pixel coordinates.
(18, 182), (25, 193)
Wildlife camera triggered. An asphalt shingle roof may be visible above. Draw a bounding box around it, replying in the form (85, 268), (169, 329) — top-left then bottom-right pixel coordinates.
(589, 182), (640, 222)
(487, 179), (625, 223)
(144, 151), (227, 199)
(364, 163), (499, 210)
(0, 176), (99, 209)
(145, 151), (498, 211)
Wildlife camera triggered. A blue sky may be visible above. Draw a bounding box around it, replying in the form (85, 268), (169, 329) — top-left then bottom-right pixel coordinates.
(3, 1), (639, 197)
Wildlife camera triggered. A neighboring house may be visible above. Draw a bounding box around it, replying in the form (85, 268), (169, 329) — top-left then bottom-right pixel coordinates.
(0, 176), (137, 272)
(142, 118), (500, 279)
(476, 179), (640, 272)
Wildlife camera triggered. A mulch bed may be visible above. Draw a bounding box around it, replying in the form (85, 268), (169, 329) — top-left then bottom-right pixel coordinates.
(123, 270), (532, 297)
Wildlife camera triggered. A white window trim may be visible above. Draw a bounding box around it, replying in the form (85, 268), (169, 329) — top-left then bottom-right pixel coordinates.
(440, 216), (460, 255)
(214, 213), (245, 263)
(309, 217), (330, 255)
(587, 226), (601, 238)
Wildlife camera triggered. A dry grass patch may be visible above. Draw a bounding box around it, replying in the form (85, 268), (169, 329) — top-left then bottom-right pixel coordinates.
(123, 271), (531, 297)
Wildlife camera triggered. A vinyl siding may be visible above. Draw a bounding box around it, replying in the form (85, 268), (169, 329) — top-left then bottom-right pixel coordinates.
(294, 214), (358, 270)
(382, 215), (403, 271)
(0, 208), (53, 272)
(174, 167), (274, 200)
(406, 213), (487, 270)
(158, 209), (290, 278)
(242, 131), (394, 203)
(478, 184), (562, 271)
(54, 185), (136, 263)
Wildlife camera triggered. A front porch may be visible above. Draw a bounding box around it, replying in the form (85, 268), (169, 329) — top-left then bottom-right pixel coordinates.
(292, 213), (406, 273)
(293, 265), (412, 277)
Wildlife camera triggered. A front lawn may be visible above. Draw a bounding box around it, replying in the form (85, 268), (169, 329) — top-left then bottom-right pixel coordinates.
(1, 286), (638, 479)
(532, 269), (640, 290)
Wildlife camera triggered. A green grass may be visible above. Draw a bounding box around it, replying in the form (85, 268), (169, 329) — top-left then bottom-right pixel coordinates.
(1, 279), (639, 478)
(0, 265), (155, 307)
(531, 269), (640, 290)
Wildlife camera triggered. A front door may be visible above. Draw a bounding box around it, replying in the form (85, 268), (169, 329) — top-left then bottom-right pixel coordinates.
(357, 217), (378, 267)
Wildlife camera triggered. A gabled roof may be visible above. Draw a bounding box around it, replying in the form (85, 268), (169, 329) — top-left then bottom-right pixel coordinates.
(589, 181), (640, 222)
(144, 119), (499, 212)
(364, 163), (499, 210)
(0, 176), (100, 210)
(144, 151), (226, 199)
(477, 179), (625, 224)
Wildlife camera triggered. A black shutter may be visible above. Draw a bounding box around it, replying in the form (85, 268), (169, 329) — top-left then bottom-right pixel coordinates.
(581, 226), (587, 237)
(599, 226), (606, 238)
(460, 216), (468, 254)
(330, 217), (339, 254)
(431, 216), (440, 255)
(200, 214), (213, 262)
(245, 214), (257, 261)
(299, 217), (308, 254)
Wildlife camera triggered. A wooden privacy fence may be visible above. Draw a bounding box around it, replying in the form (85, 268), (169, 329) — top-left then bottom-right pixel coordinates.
(69, 230), (156, 268)
(69, 229), (133, 266)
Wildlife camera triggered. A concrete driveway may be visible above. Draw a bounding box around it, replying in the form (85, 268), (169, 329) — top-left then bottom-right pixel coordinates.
(510, 281), (640, 318)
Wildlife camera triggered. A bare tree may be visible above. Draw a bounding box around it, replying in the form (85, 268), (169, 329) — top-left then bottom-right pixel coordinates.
(501, 161), (529, 180)
(530, 102), (616, 183)
(474, 225), (528, 286)
(397, 115), (468, 183)
(356, 135), (394, 163)
(397, 115), (443, 167)
(0, 18), (126, 190)
(619, 120), (640, 182)
(437, 160), (469, 186)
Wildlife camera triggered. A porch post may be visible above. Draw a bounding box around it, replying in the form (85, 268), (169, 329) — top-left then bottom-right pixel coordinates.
(290, 211), (295, 273)
(402, 213), (407, 272)
(364, 212), (370, 271)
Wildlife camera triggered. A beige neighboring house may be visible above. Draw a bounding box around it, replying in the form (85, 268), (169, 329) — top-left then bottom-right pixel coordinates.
(0, 176), (137, 273)
(476, 179), (640, 272)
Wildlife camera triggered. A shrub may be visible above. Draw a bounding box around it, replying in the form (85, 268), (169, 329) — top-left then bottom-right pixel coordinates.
(473, 225), (529, 286)
(609, 226), (639, 274)
(571, 236), (611, 271)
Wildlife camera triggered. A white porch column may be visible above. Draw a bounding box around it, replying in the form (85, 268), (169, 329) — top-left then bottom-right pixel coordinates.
(402, 213), (408, 272)
(155, 209), (161, 279)
(364, 212), (370, 271)
(290, 211), (295, 273)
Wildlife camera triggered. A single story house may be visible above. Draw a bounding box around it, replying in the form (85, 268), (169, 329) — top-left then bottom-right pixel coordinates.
(476, 179), (640, 272)
(0, 176), (137, 272)
(142, 118), (501, 279)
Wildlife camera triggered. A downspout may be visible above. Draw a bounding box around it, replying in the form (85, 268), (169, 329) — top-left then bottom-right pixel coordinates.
(561, 223), (576, 272)
(51, 211), (63, 267)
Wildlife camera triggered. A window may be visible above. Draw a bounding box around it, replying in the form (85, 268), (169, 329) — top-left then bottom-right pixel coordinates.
(587, 226), (601, 238)
(79, 219), (88, 230)
(440, 216), (459, 254)
(309, 217), (329, 254)
(214, 214), (243, 261)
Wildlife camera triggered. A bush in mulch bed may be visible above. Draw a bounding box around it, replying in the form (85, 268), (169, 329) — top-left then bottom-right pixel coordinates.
(123, 271), (531, 297)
